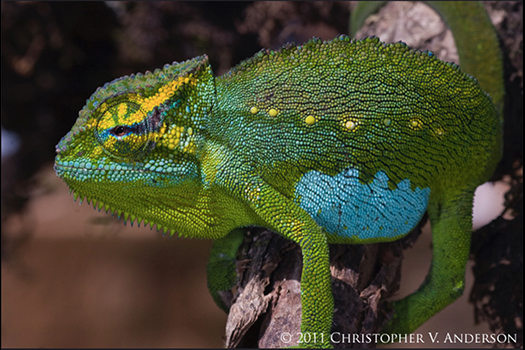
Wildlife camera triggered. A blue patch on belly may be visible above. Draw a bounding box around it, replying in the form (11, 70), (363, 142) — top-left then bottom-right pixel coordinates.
(294, 168), (430, 240)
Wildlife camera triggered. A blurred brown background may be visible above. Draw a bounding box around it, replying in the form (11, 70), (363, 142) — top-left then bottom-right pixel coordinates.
(1, 1), (521, 348)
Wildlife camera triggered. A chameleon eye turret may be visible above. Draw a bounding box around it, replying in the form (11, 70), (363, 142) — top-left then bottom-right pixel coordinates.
(94, 95), (163, 160)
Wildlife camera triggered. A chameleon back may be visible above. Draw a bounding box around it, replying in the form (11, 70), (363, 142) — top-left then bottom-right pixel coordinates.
(212, 36), (500, 243)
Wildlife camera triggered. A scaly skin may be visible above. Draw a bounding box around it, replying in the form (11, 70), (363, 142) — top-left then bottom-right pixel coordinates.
(55, 34), (501, 347)
(350, 1), (505, 117)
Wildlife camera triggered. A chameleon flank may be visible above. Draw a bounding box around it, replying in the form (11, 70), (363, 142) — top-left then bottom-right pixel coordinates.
(55, 35), (501, 347)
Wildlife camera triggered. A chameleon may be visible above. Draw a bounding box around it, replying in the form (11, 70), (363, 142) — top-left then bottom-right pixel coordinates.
(54, 5), (503, 347)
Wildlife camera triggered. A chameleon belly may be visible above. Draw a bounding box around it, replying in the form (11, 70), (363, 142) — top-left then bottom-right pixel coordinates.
(295, 168), (430, 242)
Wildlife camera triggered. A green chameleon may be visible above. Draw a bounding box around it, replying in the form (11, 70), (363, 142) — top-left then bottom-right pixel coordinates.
(54, 3), (503, 347)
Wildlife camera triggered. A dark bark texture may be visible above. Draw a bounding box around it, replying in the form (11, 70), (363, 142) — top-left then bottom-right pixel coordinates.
(224, 224), (424, 348)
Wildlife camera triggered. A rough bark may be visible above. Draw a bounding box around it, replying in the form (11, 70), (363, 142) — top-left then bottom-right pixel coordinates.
(223, 222), (424, 348)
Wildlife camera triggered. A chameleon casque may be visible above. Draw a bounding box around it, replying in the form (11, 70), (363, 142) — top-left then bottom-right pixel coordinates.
(54, 7), (503, 348)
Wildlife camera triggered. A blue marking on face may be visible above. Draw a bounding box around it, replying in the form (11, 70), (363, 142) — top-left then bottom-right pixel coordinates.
(294, 169), (430, 240)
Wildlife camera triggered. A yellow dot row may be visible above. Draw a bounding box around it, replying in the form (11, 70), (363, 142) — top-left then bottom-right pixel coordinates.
(250, 106), (316, 125)
(248, 106), (441, 134)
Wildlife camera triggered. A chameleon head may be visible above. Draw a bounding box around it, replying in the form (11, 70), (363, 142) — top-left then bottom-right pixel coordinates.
(54, 56), (215, 234)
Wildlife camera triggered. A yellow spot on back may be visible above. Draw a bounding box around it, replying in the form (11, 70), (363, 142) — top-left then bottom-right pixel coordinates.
(346, 120), (356, 130)
(268, 108), (278, 117)
(305, 115), (316, 125)
(410, 118), (422, 129)
(250, 107), (259, 114)
(339, 115), (360, 133)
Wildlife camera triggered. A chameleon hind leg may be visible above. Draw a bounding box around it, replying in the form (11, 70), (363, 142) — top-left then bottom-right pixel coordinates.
(207, 228), (245, 312)
(384, 188), (475, 334)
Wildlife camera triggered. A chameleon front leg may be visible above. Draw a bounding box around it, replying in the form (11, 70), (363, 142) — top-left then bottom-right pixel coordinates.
(207, 228), (246, 312)
(384, 188), (475, 334)
(203, 142), (333, 347)
(240, 178), (334, 348)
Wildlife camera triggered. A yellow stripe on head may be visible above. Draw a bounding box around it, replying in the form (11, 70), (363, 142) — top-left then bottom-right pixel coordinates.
(141, 75), (196, 113)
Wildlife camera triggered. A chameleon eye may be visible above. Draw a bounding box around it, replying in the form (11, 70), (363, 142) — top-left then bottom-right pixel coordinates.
(95, 96), (160, 160)
(111, 125), (128, 137)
